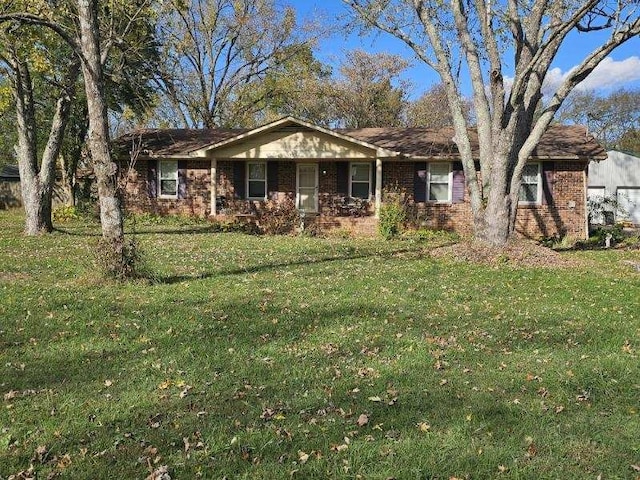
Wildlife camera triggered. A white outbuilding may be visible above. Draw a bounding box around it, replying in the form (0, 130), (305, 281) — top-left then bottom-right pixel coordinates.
(588, 150), (640, 226)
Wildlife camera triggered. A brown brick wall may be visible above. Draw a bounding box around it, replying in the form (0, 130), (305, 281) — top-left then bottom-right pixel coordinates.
(122, 158), (588, 239)
(514, 161), (587, 239)
(122, 159), (211, 216)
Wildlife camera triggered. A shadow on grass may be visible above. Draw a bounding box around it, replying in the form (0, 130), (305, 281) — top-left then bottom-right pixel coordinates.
(53, 225), (225, 237)
(152, 246), (430, 285)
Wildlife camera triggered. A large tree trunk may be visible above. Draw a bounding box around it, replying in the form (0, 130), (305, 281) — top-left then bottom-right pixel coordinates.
(10, 47), (78, 235)
(12, 53), (52, 234)
(77, 0), (125, 244)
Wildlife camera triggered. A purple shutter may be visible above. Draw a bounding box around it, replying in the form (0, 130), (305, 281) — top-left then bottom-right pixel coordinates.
(177, 160), (188, 199)
(542, 162), (554, 205)
(336, 162), (349, 195)
(452, 161), (465, 203)
(267, 161), (279, 199)
(147, 160), (158, 198)
(233, 161), (246, 199)
(414, 162), (427, 202)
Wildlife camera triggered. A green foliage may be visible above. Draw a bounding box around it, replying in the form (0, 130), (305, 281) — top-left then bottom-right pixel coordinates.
(590, 224), (627, 245)
(52, 205), (79, 223)
(1, 209), (639, 478)
(379, 187), (408, 239)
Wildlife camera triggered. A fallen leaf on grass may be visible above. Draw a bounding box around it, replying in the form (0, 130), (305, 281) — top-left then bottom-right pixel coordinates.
(33, 445), (48, 464)
(298, 450), (309, 464)
(146, 465), (171, 480)
(357, 414), (369, 427)
(417, 422), (431, 433)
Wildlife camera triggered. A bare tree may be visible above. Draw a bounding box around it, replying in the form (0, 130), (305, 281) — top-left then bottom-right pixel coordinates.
(330, 49), (410, 128)
(346, 0), (640, 245)
(558, 87), (640, 149)
(405, 83), (473, 128)
(153, 0), (318, 128)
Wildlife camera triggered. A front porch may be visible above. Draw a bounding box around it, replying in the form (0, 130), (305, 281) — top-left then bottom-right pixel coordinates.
(210, 159), (384, 220)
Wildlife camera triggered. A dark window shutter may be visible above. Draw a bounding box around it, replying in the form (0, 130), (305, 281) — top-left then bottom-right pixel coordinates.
(147, 160), (158, 198)
(233, 161), (246, 199)
(414, 162), (427, 202)
(177, 160), (188, 199)
(452, 161), (465, 203)
(267, 161), (279, 199)
(370, 161), (376, 198)
(542, 162), (554, 205)
(336, 161), (349, 195)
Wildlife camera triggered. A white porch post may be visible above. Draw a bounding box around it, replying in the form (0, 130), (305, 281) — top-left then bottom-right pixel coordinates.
(374, 157), (383, 218)
(210, 157), (217, 216)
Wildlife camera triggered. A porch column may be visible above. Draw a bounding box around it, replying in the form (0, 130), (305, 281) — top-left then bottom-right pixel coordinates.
(210, 157), (217, 216)
(374, 157), (383, 218)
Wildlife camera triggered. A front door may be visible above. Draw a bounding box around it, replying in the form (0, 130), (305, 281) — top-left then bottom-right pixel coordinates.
(297, 163), (318, 212)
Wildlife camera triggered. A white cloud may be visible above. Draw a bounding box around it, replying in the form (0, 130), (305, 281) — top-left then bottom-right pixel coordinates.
(543, 56), (640, 95)
(500, 56), (640, 98)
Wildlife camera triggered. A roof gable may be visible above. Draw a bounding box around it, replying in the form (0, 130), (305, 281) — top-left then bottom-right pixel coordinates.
(189, 117), (398, 158)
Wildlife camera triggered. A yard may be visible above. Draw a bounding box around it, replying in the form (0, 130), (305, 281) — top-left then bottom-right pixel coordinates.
(1, 209), (639, 479)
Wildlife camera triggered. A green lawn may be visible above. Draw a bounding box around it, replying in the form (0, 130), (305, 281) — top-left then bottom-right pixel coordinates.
(1, 210), (639, 479)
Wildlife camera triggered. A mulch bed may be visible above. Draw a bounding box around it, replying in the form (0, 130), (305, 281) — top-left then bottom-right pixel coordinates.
(430, 239), (579, 268)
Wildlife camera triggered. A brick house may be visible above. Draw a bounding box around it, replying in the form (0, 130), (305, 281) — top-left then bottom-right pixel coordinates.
(114, 116), (606, 238)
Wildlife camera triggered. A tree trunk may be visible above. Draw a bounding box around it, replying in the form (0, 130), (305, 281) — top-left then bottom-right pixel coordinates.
(11, 53), (53, 234)
(478, 197), (512, 246)
(77, 0), (124, 244)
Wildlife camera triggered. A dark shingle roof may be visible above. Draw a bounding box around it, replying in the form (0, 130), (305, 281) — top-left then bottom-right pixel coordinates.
(113, 124), (606, 160)
(341, 125), (606, 159)
(113, 128), (245, 157)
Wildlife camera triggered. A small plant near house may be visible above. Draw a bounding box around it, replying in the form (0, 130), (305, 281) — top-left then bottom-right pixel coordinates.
(379, 185), (408, 239)
(256, 197), (300, 235)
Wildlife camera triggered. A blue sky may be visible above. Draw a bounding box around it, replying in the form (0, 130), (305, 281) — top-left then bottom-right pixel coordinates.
(292, 0), (640, 99)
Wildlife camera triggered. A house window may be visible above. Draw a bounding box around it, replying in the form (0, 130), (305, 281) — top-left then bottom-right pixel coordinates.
(519, 163), (541, 204)
(428, 163), (451, 202)
(159, 160), (178, 198)
(350, 162), (371, 199)
(247, 162), (267, 199)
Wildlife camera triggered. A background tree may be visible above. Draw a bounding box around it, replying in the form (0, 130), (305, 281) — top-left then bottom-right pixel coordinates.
(617, 128), (640, 153)
(405, 83), (473, 128)
(346, 0), (640, 246)
(152, 0), (319, 128)
(328, 49), (409, 128)
(558, 87), (640, 150)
